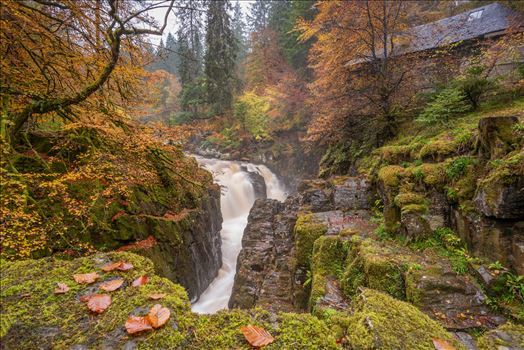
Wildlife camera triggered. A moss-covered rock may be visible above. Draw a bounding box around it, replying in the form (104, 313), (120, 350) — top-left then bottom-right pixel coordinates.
(293, 213), (328, 268)
(341, 238), (413, 300)
(476, 322), (524, 350)
(341, 289), (465, 349)
(0, 252), (195, 349)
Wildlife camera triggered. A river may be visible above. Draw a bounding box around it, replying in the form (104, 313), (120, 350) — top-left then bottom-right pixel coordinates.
(191, 156), (287, 314)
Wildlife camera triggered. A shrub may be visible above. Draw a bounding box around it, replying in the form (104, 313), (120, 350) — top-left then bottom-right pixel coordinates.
(234, 91), (271, 140)
(454, 65), (496, 109)
(446, 156), (476, 180)
(416, 87), (472, 125)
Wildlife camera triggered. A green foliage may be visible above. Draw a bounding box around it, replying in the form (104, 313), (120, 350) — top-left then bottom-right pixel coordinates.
(234, 91), (271, 140)
(416, 87), (472, 125)
(446, 156), (476, 180)
(454, 65), (496, 109)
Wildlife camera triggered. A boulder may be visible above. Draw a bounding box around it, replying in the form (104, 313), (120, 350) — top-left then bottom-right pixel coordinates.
(332, 176), (372, 210)
(242, 166), (267, 199)
(400, 210), (432, 241)
(474, 175), (524, 219)
(405, 263), (505, 330)
(476, 323), (524, 350)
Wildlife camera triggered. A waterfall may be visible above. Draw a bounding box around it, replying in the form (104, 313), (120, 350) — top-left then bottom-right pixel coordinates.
(191, 156), (287, 314)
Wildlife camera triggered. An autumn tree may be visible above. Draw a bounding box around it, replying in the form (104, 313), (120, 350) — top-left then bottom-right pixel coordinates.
(1, 0), (176, 143)
(299, 0), (419, 143)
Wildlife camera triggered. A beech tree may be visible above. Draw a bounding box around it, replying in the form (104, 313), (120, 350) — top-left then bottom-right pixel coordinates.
(1, 0), (176, 143)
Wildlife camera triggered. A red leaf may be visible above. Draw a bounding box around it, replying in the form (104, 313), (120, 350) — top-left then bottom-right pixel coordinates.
(432, 338), (457, 350)
(87, 294), (111, 314)
(99, 278), (124, 292)
(147, 304), (170, 328)
(111, 211), (126, 221)
(79, 294), (94, 302)
(116, 236), (158, 252)
(125, 316), (153, 334)
(148, 293), (166, 300)
(132, 275), (149, 287)
(73, 272), (99, 284)
(54, 283), (70, 294)
(240, 325), (274, 348)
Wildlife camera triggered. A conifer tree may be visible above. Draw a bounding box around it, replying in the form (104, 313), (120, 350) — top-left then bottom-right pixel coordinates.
(204, 0), (237, 114)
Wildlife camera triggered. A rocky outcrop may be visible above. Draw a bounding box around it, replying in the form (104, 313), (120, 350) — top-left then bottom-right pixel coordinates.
(109, 185), (222, 301)
(228, 197), (300, 311)
(477, 116), (520, 160)
(242, 166), (267, 199)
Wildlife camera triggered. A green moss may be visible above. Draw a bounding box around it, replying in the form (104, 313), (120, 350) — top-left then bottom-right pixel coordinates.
(341, 238), (413, 300)
(189, 308), (339, 349)
(0, 252), (195, 349)
(477, 323), (524, 350)
(309, 236), (348, 310)
(401, 203), (429, 214)
(293, 214), (327, 268)
(343, 289), (465, 350)
(378, 165), (410, 187)
(418, 138), (457, 160)
(379, 145), (414, 163)
(394, 192), (425, 208)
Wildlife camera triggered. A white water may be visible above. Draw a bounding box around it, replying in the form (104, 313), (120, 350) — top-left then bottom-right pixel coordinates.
(191, 156), (287, 314)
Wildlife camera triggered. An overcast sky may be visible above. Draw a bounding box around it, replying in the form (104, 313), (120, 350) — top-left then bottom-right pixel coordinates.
(149, 0), (254, 45)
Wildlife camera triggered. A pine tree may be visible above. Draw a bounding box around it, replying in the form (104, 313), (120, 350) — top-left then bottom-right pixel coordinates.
(247, 0), (271, 32)
(232, 1), (247, 63)
(204, 0), (237, 114)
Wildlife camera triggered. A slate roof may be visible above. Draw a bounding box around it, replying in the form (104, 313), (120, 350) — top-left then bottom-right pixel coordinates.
(397, 2), (523, 55)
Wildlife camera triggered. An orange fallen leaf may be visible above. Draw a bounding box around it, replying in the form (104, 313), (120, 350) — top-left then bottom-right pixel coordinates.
(87, 294), (111, 314)
(79, 294), (94, 302)
(73, 272), (99, 284)
(101, 261), (134, 272)
(99, 278), (124, 292)
(147, 304), (170, 328)
(240, 325), (274, 348)
(54, 283), (70, 294)
(432, 338), (457, 350)
(125, 316), (153, 334)
(132, 275), (149, 287)
(111, 210), (126, 221)
(148, 293), (166, 300)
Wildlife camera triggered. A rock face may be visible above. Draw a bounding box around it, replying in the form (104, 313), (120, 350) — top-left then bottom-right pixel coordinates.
(110, 185), (222, 301)
(242, 166), (267, 199)
(474, 175), (524, 219)
(228, 197), (300, 311)
(477, 116), (519, 160)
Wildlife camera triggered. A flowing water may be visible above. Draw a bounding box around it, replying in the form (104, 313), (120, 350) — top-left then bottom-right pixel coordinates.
(191, 156), (287, 314)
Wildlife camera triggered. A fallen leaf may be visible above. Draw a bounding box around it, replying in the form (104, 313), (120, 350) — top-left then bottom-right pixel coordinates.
(148, 293), (166, 300)
(432, 338), (457, 350)
(147, 304), (170, 328)
(125, 316), (153, 334)
(101, 261), (133, 272)
(117, 236), (158, 252)
(240, 325), (274, 348)
(87, 294), (111, 314)
(79, 294), (93, 302)
(99, 278), (124, 292)
(132, 275), (149, 287)
(73, 272), (99, 284)
(111, 210), (126, 221)
(54, 283), (70, 294)
(117, 262), (133, 271)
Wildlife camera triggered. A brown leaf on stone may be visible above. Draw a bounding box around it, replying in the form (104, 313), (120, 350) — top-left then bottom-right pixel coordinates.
(101, 261), (133, 272)
(73, 272), (99, 284)
(87, 294), (111, 314)
(54, 283), (70, 294)
(116, 236), (158, 252)
(432, 338), (457, 350)
(148, 293), (166, 300)
(99, 278), (124, 292)
(125, 316), (153, 334)
(147, 304), (170, 328)
(240, 325), (274, 348)
(132, 275), (149, 287)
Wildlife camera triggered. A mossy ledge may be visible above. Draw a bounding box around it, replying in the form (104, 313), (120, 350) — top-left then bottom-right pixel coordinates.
(1, 252), (468, 350)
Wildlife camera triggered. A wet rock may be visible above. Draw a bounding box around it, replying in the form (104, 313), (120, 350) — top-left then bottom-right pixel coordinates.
(454, 332), (478, 350)
(332, 177), (372, 210)
(405, 263), (505, 330)
(452, 209), (524, 275)
(477, 116), (519, 160)
(309, 210), (374, 236)
(476, 323), (524, 350)
(229, 197), (300, 311)
(242, 166), (267, 199)
(400, 211), (432, 241)
(474, 175), (524, 219)
(313, 277), (349, 312)
(298, 180), (334, 212)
